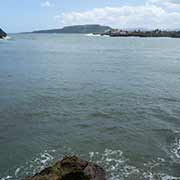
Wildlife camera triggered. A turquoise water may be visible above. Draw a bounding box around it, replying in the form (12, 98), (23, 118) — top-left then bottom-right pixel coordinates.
(0, 34), (180, 180)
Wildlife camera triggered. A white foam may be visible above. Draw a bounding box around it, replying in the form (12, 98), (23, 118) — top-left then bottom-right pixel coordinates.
(1, 150), (57, 180)
(85, 33), (101, 37)
(4, 36), (11, 40)
(15, 167), (21, 177)
(171, 138), (180, 160)
(89, 152), (94, 159)
(40, 152), (54, 164)
(162, 175), (180, 180)
(0, 176), (12, 180)
(2, 148), (180, 180)
(88, 148), (180, 180)
(89, 149), (140, 180)
(1, 36), (11, 40)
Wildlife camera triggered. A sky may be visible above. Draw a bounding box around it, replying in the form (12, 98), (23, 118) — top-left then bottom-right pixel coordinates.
(1, 0), (180, 33)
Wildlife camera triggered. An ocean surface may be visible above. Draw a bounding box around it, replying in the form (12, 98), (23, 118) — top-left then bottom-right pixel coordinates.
(0, 34), (180, 180)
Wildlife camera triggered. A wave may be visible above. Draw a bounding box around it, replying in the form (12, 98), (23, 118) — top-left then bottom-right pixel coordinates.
(85, 33), (101, 37)
(169, 134), (180, 162)
(3, 36), (11, 40)
(1, 148), (180, 180)
(0, 149), (56, 180)
(0, 36), (11, 41)
(162, 175), (180, 180)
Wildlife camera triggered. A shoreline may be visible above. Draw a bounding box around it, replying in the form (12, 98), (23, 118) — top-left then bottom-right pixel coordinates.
(99, 29), (180, 38)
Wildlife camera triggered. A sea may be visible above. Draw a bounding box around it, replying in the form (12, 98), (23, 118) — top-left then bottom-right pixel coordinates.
(0, 34), (180, 180)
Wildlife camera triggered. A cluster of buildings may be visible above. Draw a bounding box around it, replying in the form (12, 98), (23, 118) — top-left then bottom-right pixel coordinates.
(100, 29), (180, 38)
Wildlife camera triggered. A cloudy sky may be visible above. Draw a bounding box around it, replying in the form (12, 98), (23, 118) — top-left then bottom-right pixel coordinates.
(1, 0), (180, 32)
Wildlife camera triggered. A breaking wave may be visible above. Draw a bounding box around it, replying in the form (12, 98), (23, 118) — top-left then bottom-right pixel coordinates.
(0, 36), (11, 40)
(85, 33), (101, 37)
(3, 36), (11, 40)
(1, 147), (180, 180)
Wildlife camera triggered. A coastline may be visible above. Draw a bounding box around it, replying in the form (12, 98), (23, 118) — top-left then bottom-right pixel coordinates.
(100, 29), (180, 38)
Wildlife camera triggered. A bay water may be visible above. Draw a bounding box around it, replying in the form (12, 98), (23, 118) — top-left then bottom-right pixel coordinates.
(0, 34), (180, 179)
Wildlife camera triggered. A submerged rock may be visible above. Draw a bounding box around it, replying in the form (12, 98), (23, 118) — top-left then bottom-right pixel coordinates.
(24, 156), (106, 180)
(0, 28), (7, 39)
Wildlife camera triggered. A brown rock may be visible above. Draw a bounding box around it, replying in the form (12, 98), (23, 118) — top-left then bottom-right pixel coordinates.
(24, 156), (106, 180)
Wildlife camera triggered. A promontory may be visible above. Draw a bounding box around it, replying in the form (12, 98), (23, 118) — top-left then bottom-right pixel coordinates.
(32, 24), (112, 34)
(0, 28), (7, 39)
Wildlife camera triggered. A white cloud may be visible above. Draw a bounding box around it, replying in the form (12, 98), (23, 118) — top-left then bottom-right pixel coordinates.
(41, 1), (52, 7)
(147, 0), (180, 5)
(54, 0), (180, 29)
(146, 0), (180, 10)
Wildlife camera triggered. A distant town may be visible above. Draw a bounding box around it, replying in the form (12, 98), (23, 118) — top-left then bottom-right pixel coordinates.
(98, 29), (180, 38)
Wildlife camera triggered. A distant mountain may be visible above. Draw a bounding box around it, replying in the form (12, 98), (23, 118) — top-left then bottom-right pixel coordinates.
(32, 24), (112, 34)
(0, 28), (7, 38)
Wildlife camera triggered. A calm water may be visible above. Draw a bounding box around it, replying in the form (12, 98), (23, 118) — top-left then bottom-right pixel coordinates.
(0, 34), (180, 180)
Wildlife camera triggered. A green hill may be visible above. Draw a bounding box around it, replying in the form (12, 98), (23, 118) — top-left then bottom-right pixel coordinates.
(33, 24), (112, 34)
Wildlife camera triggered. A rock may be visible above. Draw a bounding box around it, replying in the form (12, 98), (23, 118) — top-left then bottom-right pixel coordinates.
(0, 28), (7, 39)
(24, 156), (107, 180)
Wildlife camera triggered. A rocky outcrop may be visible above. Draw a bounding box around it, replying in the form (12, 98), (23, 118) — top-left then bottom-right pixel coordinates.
(0, 28), (7, 39)
(24, 156), (106, 180)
